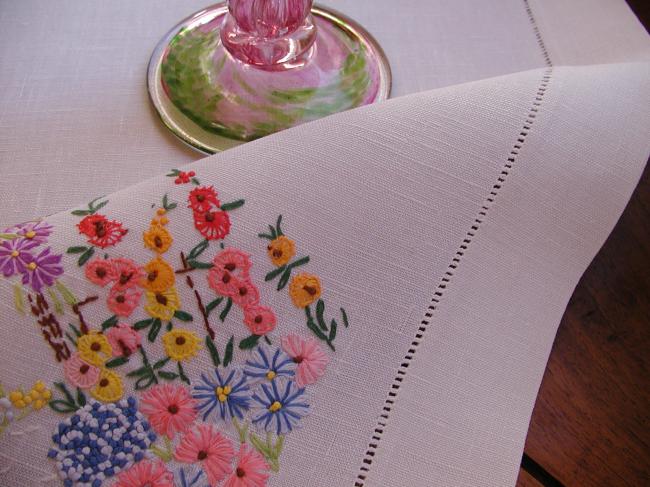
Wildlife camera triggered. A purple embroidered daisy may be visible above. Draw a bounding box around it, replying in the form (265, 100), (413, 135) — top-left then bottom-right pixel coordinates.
(0, 238), (37, 277)
(6, 220), (53, 244)
(21, 247), (64, 292)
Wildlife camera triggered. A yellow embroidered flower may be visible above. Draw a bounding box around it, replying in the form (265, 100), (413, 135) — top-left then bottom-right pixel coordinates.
(145, 286), (180, 321)
(162, 329), (200, 361)
(267, 235), (296, 267)
(141, 256), (175, 292)
(77, 332), (113, 366)
(9, 389), (27, 409)
(289, 273), (322, 308)
(28, 381), (51, 410)
(90, 369), (124, 402)
(143, 223), (173, 254)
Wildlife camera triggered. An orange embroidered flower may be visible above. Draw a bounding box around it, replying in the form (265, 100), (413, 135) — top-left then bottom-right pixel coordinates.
(142, 257), (175, 292)
(143, 223), (173, 254)
(288, 273), (321, 308)
(267, 235), (295, 267)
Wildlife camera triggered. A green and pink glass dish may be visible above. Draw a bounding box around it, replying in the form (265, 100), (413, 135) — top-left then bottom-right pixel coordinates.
(148, 1), (391, 153)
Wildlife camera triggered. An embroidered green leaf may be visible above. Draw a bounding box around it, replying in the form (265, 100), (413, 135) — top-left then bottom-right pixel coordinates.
(219, 297), (233, 322)
(223, 336), (234, 366)
(161, 194), (177, 211)
(47, 288), (64, 314)
(65, 332), (77, 348)
(316, 299), (328, 331)
(69, 323), (81, 337)
(188, 260), (213, 269)
(329, 319), (338, 342)
(264, 335), (272, 345)
(148, 318), (162, 342)
(275, 214), (284, 236)
(265, 265), (286, 282)
(153, 357), (170, 370)
(76, 389), (87, 407)
(239, 334), (261, 350)
(258, 233), (274, 240)
(173, 310), (193, 322)
(135, 374), (157, 390)
(55, 281), (77, 305)
(220, 199), (245, 211)
(105, 356), (129, 368)
(71, 209), (91, 216)
(205, 336), (221, 367)
(0, 232), (19, 240)
(289, 255), (310, 269)
(157, 371), (179, 381)
(66, 246), (88, 254)
(126, 366), (151, 378)
(133, 318), (153, 330)
(78, 247), (95, 266)
(191, 177), (200, 185)
(13, 283), (25, 314)
(205, 297), (223, 316)
(89, 198), (108, 213)
(54, 382), (75, 405)
(232, 418), (249, 444)
(48, 400), (77, 413)
(166, 321), (173, 331)
(188, 239), (209, 259)
(177, 362), (190, 384)
(341, 308), (349, 328)
(100, 314), (118, 331)
(277, 267), (292, 290)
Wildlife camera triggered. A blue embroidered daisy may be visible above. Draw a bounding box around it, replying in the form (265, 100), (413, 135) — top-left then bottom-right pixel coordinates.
(192, 367), (251, 422)
(251, 379), (310, 435)
(244, 344), (295, 383)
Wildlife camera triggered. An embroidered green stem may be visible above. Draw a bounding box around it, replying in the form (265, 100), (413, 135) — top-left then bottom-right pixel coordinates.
(55, 281), (78, 306)
(0, 233), (18, 240)
(232, 418), (248, 444)
(249, 430), (284, 472)
(305, 303), (336, 351)
(150, 435), (174, 462)
(13, 283), (25, 314)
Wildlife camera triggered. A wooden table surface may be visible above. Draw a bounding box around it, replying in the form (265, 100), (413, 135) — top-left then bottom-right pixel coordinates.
(515, 5), (649, 475)
(516, 7), (649, 485)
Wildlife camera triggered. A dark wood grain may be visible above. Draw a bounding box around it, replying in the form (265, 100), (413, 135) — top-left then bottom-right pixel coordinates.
(520, 161), (649, 486)
(518, 469), (544, 487)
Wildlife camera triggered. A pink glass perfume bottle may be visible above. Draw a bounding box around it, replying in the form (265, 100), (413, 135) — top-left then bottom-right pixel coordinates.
(148, 1), (391, 153)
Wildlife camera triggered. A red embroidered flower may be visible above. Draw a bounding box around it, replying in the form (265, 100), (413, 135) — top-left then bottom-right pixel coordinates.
(193, 210), (231, 240)
(111, 258), (144, 291)
(207, 267), (240, 297)
(188, 186), (220, 212)
(212, 248), (252, 277)
(231, 278), (260, 308)
(243, 305), (277, 336)
(77, 214), (128, 248)
(174, 170), (195, 185)
(85, 258), (116, 286)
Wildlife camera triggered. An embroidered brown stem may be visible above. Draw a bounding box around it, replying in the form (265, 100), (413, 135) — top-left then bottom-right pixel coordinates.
(179, 252), (215, 339)
(71, 295), (99, 335)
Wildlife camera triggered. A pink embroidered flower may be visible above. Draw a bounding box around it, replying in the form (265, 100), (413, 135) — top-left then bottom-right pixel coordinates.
(193, 210), (231, 240)
(84, 258), (116, 286)
(175, 423), (235, 485)
(77, 214), (128, 248)
(207, 267), (240, 297)
(140, 384), (197, 440)
(243, 305), (277, 336)
(188, 186), (220, 212)
(63, 352), (100, 389)
(223, 444), (270, 487)
(107, 286), (142, 317)
(105, 323), (141, 357)
(111, 258), (144, 290)
(231, 279), (260, 308)
(212, 248), (252, 277)
(113, 459), (173, 487)
(281, 334), (330, 387)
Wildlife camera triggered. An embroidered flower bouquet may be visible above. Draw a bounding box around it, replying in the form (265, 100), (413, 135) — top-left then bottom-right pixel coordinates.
(0, 170), (348, 487)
